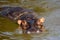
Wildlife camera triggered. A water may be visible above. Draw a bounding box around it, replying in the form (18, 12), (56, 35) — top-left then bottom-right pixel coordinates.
(0, 0), (60, 40)
(0, 8), (60, 40)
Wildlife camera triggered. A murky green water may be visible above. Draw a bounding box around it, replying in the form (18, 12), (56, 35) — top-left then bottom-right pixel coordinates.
(0, 0), (60, 40)
(0, 8), (60, 40)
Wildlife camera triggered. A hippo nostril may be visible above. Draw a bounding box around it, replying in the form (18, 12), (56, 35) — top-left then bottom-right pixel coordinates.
(36, 30), (40, 33)
(27, 31), (31, 34)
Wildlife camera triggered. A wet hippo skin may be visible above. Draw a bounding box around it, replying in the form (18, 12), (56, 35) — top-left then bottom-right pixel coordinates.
(0, 7), (45, 34)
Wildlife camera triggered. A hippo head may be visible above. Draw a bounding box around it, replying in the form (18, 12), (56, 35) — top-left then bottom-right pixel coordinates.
(17, 17), (45, 34)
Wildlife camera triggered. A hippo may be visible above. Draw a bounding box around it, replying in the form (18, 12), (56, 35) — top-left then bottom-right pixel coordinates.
(0, 7), (45, 34)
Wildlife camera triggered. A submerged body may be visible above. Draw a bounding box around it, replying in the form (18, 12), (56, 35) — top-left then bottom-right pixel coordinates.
(0, 7), (45, 34)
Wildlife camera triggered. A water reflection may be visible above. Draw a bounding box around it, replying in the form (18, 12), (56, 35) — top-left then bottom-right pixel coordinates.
(20, 34), (32, 40)
(0, 30), (49, 40)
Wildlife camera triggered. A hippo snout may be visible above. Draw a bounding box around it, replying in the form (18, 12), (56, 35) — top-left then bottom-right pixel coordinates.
(27, 30), (40, 34)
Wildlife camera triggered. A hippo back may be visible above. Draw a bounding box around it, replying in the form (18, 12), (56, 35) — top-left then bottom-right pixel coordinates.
(0, 7), (38, 21)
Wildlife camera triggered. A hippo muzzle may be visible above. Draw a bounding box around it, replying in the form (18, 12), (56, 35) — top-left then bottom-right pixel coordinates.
(18, 18), (45, 34)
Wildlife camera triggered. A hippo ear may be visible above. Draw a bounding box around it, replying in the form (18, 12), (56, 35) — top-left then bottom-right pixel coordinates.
(17, 20), (22, 25)
(39, 17), (45, 23)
